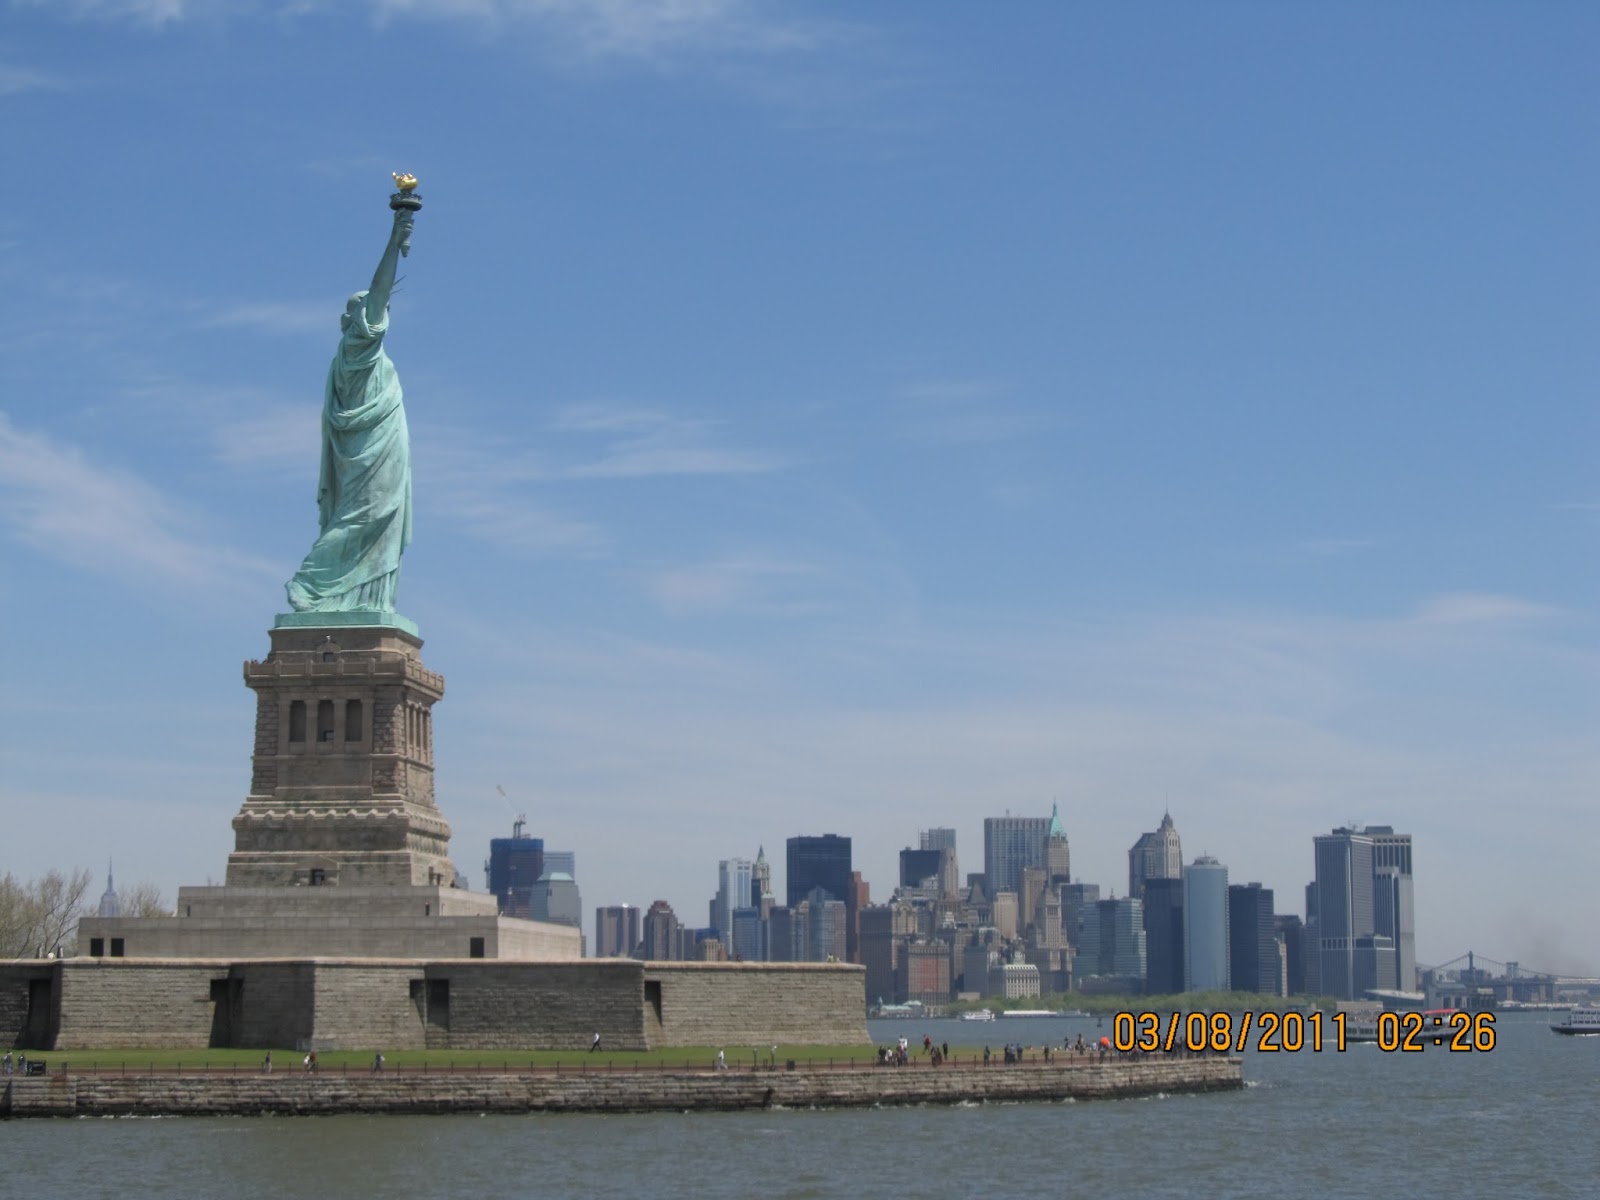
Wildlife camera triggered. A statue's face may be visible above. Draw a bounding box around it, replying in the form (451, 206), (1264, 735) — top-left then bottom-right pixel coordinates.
(340, 292), (366, 332)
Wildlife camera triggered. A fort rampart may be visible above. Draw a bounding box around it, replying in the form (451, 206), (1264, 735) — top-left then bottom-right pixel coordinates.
(1, 958), (868, 1052)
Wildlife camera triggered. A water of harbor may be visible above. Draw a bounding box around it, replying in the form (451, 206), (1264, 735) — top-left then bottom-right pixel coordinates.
(6, 1012), (1594, 1199)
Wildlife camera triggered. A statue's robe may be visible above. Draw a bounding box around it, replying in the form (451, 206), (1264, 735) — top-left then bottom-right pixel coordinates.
(285, 301), (412, 612)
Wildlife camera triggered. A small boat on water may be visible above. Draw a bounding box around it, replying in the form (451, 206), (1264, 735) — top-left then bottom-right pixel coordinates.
(961, 1008), (996, 1022)
(1000, 1009), (1056, 1018)
(1549, 1006), (1600, 1036)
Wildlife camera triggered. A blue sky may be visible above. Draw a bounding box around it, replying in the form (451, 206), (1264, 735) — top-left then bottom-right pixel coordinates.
(2, 2), (1595, 972)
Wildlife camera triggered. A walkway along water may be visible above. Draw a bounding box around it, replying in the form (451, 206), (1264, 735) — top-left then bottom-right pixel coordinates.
(1, 1053), (1242, 1117)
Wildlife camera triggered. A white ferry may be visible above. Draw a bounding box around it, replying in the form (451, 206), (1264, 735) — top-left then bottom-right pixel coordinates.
(1343, 1008), (1383, 1044)
(960, 1008), (996, 1022)
(1549, 1006), (1600, 1035)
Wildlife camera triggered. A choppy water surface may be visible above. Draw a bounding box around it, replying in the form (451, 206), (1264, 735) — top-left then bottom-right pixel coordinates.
(6, 1013), (1595, 1199)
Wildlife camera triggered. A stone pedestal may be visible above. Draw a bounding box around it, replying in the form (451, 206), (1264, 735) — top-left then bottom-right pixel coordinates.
(227, 620), (457, 889)
(73, 615), (584, 964)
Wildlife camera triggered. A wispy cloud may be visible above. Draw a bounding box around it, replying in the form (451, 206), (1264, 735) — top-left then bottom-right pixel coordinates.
(416, 424), (607, 556)
(26, 0), (880, 128)
(432, 491), (608, 557)
(553, 403), (784, 479)
(1410, 592), (1561, 626)
(26, 0), (193, 22)
(375, 0), (836, 61)
(211, 406), (319, 468)
(35, 0), (838, 60)
(647, 555), (823, 616)
(0, 62), (68, 94)
(202, 300), (332, 337)
(895, 378), (1059, 445)
(0, 411), (280, 590)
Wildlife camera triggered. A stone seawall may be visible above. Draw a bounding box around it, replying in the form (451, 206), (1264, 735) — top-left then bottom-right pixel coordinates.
(0, 1058), (1241, 1118)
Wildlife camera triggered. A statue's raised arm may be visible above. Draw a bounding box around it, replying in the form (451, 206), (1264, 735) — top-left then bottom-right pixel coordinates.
(364, 208), (414, 326)
(283, 182), (420, 617)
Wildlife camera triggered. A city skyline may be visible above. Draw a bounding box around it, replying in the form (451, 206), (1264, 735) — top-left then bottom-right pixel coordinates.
(2, 5), (1594, 975)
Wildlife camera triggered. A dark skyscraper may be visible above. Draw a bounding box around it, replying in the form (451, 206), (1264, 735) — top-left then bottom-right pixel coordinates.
(1143, 876), (1185, 995)
(1060, 882), (1101, 949)
(919, 828), (960, 896)
(485, 819), (543, 918)
(1228, 883), (1278, 995)
(1313, 826), (1412, 999)
(787, 834), (852, 908)
(1315, 830), (1373, 998)
(640, 900), (680, 961)
(1276, 914), (1307, 995)
(846, 870), (870, 965)
(594, 904), (639, 958)
(900, 848), (944, 890)
(1366, 827), (1416, 991)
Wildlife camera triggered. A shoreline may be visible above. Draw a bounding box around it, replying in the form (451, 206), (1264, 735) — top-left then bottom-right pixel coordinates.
(1, 1056), (1242, 1118)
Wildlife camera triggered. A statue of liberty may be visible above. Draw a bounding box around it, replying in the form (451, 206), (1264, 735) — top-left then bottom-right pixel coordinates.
(285, 186), (419, 615)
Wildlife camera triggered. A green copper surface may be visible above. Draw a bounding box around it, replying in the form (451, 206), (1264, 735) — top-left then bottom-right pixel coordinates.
(273, 611), (420, 636)
(285, 204), (417, 614)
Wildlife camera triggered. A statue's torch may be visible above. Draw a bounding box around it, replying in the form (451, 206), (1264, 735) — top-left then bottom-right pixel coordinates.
(389, 172), (422, 257)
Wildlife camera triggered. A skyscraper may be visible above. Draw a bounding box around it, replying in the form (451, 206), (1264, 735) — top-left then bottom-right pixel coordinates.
(1303, 881), (1322, 995)
(1143, 876), (1185, 995)
(752, 846), (772, 908)
(900, 848), (944, 890)
(1075, 897), (1146, 984)
(97, 863), (121, 919)
(992, 891), (1019, 940)
(1046, 804), (1071, 883)
(712, 857), (754, 952)
(1060, 882), (1101, 949)
(807, 887), (848, 962)
(1128, 811), (1182, 902)
(1020, 866), (1049, 933)
(768, 905), (807, 962)
(731, 906), (764, 962)
(919, 828), (960, 896)
(786, 835), (851, 907)
(594, 904), (639, 958)
(1313, 826), (1412, 999)
(529, 871), (581, 929)
(1183, 856), (1230, 992)
(640, 899), (680, 961)
(1275, 914), (1307, 995)
(1367, 827), (1416, 991)
(983, 813), (1051, 898)
(1228, 882), (1278, 995)
(846, 870), (870, 964)
(485, 819), (544, 918)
